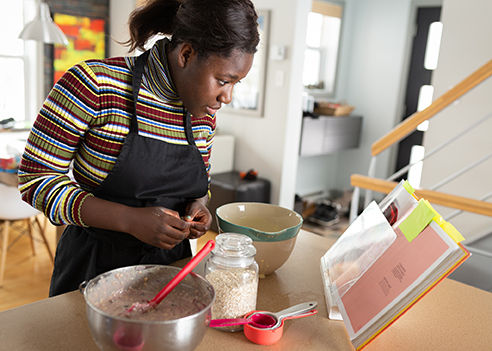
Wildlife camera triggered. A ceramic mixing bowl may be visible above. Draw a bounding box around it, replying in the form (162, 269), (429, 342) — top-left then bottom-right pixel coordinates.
(216, 202), (303, 276)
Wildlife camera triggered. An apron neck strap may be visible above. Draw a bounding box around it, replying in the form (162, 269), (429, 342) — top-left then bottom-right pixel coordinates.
(184, 111), (196, 146)
(131, 50), (151, 132)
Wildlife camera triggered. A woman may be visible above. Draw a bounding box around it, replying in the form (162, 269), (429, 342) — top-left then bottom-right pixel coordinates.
(18, 0), (259, 296)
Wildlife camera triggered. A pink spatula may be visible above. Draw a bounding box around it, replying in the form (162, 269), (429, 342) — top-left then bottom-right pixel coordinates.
(125, 240), (215, 315)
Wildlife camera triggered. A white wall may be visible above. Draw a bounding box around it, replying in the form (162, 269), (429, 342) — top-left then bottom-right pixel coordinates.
(217, 0), (310, 209)
(109, 0), (136, 57)
(335, 0), (413, 186)
(421, 0), (492, 241)
(296, 0), (415, 198)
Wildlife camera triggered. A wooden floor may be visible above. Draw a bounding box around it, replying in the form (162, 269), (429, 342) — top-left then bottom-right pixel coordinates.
(0, 216), (56, 312)
(0, 216), (217, 312)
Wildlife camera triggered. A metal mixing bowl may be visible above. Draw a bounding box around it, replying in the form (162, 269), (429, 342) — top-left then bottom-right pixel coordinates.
(80, 265), (215, 351)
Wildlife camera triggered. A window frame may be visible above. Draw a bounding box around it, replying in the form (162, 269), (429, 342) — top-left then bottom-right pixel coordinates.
(303, 0), (345, 97)
(0, 0), (42, 123)
(303, 46), (326, 89)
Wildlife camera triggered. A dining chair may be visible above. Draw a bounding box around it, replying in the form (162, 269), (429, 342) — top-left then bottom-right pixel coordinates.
(0, 182), (54, 287)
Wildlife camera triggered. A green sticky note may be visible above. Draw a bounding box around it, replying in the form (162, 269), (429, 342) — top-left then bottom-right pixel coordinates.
(399, 200), (435, 242)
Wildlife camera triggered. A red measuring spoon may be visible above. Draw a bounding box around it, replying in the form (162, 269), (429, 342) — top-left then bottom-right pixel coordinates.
(125, 240), (215, 315)
(244, 309), (318, 345)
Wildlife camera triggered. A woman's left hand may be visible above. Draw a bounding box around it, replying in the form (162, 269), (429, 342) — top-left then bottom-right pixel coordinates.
(183, 195), (212, 239)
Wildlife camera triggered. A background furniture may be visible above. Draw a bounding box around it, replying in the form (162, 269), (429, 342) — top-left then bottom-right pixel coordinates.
(0, 183), (53, 287)
(299, 115), (363, 156)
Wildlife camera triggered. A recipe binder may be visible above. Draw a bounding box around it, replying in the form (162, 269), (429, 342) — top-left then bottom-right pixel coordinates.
(320, 181), (471, 350)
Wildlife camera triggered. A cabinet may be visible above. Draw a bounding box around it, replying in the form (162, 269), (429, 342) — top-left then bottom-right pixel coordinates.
(299, 115), (362, 156)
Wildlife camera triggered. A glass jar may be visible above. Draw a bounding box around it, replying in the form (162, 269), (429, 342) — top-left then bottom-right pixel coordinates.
(205, 233), (259, 332)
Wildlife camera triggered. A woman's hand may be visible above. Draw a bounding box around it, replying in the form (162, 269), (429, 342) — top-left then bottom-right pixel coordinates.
(80, 196), (192, 250)
(183, 195), (212, 239)
(127, 207), (192, 249)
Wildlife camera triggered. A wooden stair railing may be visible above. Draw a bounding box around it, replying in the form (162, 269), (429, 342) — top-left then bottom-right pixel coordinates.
(351, 174), (492, 217)
(350, 58), (492, 220)
(371, 59), (492, 157)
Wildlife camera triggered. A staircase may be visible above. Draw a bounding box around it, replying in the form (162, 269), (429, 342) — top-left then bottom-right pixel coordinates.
(349, 59), (492, 291)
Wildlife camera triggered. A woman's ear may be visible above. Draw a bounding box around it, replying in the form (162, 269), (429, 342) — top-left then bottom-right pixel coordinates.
(177, 43), (196, 68)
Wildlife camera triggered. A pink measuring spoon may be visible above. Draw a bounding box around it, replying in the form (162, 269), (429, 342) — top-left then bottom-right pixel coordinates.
(125, 240), (215, 315)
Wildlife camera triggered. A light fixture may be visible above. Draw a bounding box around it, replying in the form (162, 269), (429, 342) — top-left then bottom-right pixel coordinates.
(18, 1), (69, 45)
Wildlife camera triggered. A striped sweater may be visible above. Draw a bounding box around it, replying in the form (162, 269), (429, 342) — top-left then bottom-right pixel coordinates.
(18, 39), (216, 227)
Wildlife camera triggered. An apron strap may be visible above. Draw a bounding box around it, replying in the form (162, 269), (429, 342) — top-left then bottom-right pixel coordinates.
(130, 50), (151, 133)
(184, 111), (196, 146)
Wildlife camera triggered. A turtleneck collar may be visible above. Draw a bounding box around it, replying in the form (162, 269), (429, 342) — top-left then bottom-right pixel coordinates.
(129, 38), (181, 104)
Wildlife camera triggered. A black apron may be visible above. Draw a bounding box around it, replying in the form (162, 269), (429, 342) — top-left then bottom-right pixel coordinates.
(49, 51), (208, 296)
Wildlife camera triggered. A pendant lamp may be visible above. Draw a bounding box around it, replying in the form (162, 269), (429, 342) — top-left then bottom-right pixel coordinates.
(18, 1), (69, 45)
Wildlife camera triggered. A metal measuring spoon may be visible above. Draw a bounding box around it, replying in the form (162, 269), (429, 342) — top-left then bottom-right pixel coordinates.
(256, 301), (318, 330)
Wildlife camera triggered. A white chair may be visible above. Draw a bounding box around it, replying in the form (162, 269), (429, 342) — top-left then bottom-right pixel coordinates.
(0, 182), (54, 287)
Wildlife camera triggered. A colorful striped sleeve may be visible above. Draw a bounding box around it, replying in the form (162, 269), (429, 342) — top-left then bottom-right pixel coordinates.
(19, 56), (216, 226)
(18, 62), (99, 226)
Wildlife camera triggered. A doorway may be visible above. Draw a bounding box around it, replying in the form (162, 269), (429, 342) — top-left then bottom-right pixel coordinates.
(395, 7), (442, 185)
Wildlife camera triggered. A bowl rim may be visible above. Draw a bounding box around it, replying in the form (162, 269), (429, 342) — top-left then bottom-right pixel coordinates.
(216, 202), (303, 236)
(82, 264), (215, 324)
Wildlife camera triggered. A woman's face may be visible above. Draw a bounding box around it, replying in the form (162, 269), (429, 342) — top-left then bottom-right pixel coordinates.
(171, 44), (254, 118)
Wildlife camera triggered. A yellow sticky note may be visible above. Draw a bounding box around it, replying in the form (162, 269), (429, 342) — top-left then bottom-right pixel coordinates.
(402, 180), (415, 195)
(441, 221), (465, 243)
(421, 200), (465, 243)
(399, 200), (435, 242)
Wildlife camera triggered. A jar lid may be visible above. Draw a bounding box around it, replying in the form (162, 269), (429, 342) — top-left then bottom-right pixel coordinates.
(213, 233), (257, 259)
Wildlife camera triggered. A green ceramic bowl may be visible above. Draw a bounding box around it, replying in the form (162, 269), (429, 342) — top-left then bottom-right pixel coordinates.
(216, 202), (303, 242)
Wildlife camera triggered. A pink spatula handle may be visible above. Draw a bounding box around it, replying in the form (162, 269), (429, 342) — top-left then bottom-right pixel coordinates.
(209, 318), (250, 328)
(126, 240), (215, 314)
(150, 240), (215, 306)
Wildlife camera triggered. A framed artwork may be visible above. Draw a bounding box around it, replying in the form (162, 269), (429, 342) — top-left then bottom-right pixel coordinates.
(53, 14), (106, 83)
(223, 9), (270, 117)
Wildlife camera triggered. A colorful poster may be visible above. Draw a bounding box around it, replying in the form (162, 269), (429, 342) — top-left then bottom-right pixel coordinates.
(53, 13), (105, 83)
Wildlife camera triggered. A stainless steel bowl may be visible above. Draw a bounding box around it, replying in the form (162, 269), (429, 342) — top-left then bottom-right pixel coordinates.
(80, 265), (215, 351)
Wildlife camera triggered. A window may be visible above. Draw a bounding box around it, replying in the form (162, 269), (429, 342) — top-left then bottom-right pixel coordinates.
(424, 21), (443, 71)
(302, 1), (343, 95)
(0, 0), (38, 122)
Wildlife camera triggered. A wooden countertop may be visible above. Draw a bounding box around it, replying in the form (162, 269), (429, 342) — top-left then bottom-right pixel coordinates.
(1, 230), (491, 350)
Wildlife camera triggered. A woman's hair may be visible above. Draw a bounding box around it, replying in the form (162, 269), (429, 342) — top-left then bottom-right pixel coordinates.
(125, 0), (260, 58)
